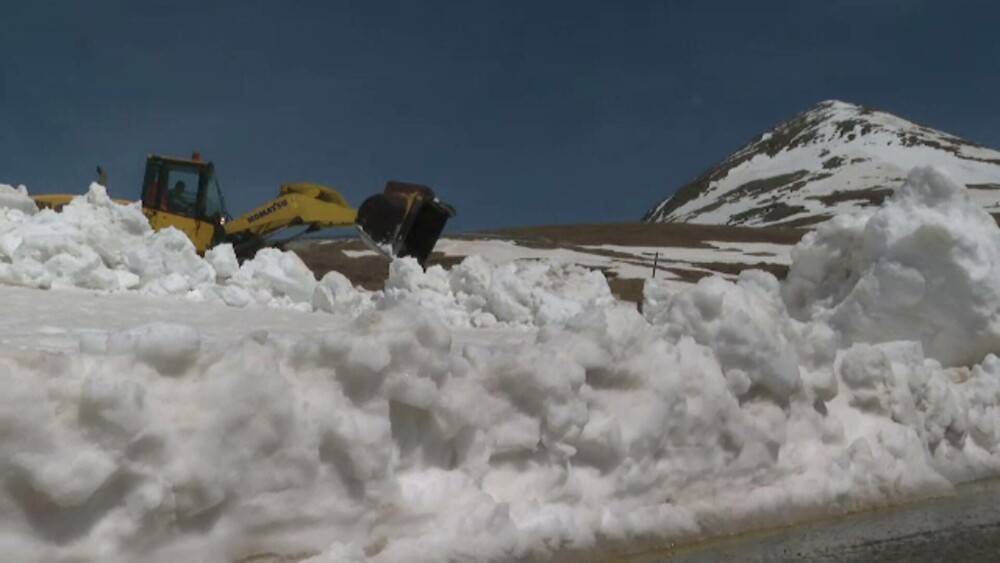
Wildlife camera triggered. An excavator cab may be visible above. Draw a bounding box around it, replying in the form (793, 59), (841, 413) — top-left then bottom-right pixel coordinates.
(140, 154), (228, 252)
(139, 152), (456, 263)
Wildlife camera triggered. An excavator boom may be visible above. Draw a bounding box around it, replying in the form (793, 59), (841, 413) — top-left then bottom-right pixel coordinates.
(222, 182), (359, 256)
(225, 183), (357, 238)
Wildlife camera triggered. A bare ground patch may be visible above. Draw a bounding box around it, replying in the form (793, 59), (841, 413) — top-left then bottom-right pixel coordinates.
(291, 222), (804, 305)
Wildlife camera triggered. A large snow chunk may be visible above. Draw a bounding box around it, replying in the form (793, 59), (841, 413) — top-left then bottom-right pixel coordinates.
(651, 270), (801, 399)
(0, 184), (38, 215)
(836, 342), (967, 453)
(127, 228), (215, 294)
(205, 243), (240, 280)
(312, 270), (371, 315)
(232, 247), (317, 303)
(784, 166), (1000, 367)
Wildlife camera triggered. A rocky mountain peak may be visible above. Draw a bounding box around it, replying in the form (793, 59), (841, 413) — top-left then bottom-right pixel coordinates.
(644, 101), (1000, 227)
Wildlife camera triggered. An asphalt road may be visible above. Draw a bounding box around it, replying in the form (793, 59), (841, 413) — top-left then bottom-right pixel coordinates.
(243, 481), (1000, 562)
(618, 480), (1000, 563)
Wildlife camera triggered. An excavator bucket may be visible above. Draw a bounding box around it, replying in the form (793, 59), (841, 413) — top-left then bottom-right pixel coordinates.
(355, 181), (455, 265)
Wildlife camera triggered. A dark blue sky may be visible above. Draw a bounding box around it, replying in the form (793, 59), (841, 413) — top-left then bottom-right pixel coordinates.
(3, 0), (999, 231)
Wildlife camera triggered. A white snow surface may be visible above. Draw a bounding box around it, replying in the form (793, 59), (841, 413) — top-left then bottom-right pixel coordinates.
(433, 239), (792, 290)
(2, 168), (1000, 562)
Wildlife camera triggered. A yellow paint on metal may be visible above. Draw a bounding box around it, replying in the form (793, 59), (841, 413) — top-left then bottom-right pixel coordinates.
(143, 208), (218, 253)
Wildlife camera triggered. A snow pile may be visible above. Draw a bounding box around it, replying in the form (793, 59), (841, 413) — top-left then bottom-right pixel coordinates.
(0, 186), (613, 327)
(383, 255), (615, 327)
(0, 185), (201, 292)
(2, 166), (1000, 562)
(0, 185), (329, 305)
(783, 166), (1000, 367)
(5, 291), (1000, 561)
(646, 270), (804, 400)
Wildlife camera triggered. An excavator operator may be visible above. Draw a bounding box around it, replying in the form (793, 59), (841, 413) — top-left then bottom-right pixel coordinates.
(167, 181), (191, 214)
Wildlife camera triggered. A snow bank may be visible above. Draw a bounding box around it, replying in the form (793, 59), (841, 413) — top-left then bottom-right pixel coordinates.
(0, 186), (341, 307)
(3, 166), (1000, 561)
(384, 256), (614, 327)
(5, 299), (1000, 561)
(0, 186), (612, 327)
(784, 166), (1000, 366)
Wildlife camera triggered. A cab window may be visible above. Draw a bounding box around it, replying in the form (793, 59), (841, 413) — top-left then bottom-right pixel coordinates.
(203, 175), (226, 219)
(165, 170), (200, 216)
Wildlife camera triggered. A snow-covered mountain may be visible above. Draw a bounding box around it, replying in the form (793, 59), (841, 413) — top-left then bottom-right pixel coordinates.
(644, 100), (1000, 227)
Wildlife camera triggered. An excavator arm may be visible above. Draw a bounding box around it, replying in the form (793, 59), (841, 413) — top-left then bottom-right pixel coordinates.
(224, 183), (358, 238)
(220, 182), (361, 259)
(223, 180), (455, 265)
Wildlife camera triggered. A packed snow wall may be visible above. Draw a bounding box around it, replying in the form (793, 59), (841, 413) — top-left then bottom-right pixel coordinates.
(0, 167), (999, 562)
(0, 183), (614, 327)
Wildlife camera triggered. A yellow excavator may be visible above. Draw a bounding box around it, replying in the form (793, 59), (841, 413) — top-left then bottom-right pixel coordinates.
(31, 153), (455, 264)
